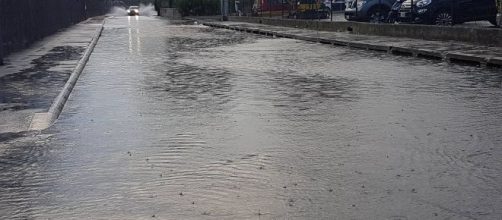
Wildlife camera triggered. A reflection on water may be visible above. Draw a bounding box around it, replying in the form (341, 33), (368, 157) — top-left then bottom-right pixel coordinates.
(127, 16), (141, 54)
(0, 16), (501, 220)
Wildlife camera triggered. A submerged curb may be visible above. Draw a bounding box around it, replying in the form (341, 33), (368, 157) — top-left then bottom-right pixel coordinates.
(201, 21), (502, 68)
(29, 19), (105, 131)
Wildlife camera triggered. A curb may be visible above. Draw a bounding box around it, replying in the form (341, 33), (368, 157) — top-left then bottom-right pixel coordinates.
(29, 19), (105, 131)
(202, 21), (502, 69)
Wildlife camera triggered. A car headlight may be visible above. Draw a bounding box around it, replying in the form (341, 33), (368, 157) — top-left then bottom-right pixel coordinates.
(127, 10), (130, 13)
(416, 0), (431, 8)
(356, 0), (366, 9)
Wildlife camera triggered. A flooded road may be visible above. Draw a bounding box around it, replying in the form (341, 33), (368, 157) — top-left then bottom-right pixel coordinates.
(1, 16), (502, 219)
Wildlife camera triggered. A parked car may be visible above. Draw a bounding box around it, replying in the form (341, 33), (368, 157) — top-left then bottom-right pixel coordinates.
(127, 6), (140, 16)
(398, 0), (498, 26)
(345, 0), (397, 22)
(331, 0), (347, 11)
(290, 0), (330, 19)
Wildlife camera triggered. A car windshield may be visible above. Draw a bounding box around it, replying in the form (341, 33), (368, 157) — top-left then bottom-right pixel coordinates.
(129, 6), (139, 9)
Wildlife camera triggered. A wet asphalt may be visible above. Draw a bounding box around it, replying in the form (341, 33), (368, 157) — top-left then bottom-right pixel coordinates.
(0, 16), (501, 219)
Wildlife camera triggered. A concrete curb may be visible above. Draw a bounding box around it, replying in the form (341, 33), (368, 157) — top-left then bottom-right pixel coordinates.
(29, 19), (105, 131)
(201, 21), (502, 69)
(227, 16), (502, 47)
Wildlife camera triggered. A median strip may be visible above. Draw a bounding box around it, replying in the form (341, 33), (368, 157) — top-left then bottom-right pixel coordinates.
(29, 19), (106, 131)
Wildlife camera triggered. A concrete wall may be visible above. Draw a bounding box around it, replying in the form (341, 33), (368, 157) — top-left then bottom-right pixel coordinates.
(0, 0), (112, 64)
(159, 8), (181, 19)
(229, 16), (502, 47)
(0, 21), (3, 65)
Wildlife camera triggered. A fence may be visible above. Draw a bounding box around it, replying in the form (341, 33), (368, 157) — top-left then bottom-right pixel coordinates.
(0, 0), (112, 65)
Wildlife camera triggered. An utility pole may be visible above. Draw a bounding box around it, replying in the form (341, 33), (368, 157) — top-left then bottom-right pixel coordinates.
(260, 0), (262, 17)
(310, 0), (312, 20)
(355, 0), (358, 17)
(0, 0), (3, 66)
(154, 0), (159, 14)
(282, 0), (284, 18)
(269, 0), (272, 17)
(221, 0), (229, 20)
(0, 23), (3, 66)
(379, 0), (382, 22)
(330, 0), (333, 22)
(410, 0), (413, 22)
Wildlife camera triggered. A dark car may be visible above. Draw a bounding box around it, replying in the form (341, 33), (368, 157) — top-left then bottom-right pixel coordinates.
(127, 6), (140, 16)
(345, 0), (397, 22)
(398, 0), (498, 26)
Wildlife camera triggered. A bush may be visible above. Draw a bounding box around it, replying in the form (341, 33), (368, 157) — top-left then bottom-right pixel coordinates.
(174, 0), (220, 16)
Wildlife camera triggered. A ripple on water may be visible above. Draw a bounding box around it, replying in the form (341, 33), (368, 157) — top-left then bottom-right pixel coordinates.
(1, 16), (501, 219)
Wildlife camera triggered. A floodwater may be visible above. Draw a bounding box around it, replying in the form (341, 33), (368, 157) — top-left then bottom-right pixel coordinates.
(1, 16), (501, 219)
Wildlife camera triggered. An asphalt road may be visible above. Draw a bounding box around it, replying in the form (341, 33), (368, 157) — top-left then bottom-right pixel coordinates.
(0, 15), (501, 219)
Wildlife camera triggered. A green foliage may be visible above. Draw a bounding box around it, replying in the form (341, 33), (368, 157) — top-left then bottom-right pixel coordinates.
(173, 0), (220, 16)
(156, 0), (175, 7)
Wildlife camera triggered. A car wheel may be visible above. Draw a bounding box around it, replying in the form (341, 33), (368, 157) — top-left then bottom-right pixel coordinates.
(369, 7), (389, 23)
(434, 11), (453, 26)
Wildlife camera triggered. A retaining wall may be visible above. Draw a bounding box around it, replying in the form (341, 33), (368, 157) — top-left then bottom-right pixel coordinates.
(159, 8), (181, 19)
(0, 0), (112, 65)
(229, 16), (502, 47)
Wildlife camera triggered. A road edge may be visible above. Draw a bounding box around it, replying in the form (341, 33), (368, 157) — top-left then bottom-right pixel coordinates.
(29, 19), (106, 131)
(199, 21), (502, 68)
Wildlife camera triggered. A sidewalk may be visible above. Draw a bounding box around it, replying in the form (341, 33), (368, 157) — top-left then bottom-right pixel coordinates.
(0, 17), (104, 134)
(197, 20), (502, 67)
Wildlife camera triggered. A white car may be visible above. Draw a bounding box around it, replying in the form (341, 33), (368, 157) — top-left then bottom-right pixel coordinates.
(127, 6), (139, 16)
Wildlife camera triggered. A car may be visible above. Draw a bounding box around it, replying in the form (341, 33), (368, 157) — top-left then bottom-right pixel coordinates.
(398, 0), (498, 26)
(345, 0), (397, 22)
(289, 0), (330, 19)
(331, 0), (347, 11)
(127, 6), (140, 16)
